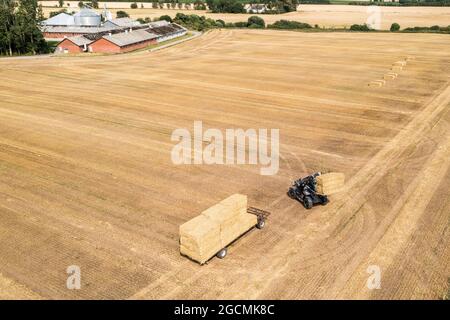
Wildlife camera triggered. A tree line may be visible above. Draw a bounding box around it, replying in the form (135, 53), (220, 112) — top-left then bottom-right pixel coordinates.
(0, 0), (49, 56)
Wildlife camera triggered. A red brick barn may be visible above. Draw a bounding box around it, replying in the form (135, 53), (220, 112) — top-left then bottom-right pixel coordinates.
(88, 30), (158, 54)
(55, 36), (93, 54)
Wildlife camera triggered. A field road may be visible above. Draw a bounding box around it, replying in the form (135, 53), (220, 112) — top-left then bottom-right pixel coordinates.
(0, 29), (449, 299)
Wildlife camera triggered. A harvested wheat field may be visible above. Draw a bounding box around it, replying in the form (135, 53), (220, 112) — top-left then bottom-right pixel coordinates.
(0, 29), (449, 299)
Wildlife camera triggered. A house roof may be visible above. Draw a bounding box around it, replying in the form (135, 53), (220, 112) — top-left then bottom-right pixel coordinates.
(101, 29), (158, 47)
(41, 13), (75, 26)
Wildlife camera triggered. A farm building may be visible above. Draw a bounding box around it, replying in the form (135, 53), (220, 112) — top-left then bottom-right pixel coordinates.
(103, 18), (142, 29)
(55, 35), (94, 54)
(42, 26), (119, 39)
(88, 30), (158, 53)
(55, 22), (187, 54)
(150, 23), (187, 43)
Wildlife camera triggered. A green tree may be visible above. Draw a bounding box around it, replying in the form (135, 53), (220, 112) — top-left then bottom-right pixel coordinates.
(159, 14), (172, 22)
(248, 15), (265, 28)
(116, 11), (129, 18)
(58, 0), (64, 8)
(78, 1), (84, 8)
(130, 2), (138, 9)
(91, 0), (98, 9)
(390, 23), (400, 32)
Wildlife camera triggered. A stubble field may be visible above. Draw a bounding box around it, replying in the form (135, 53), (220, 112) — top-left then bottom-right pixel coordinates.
(0, 29), (449, 299)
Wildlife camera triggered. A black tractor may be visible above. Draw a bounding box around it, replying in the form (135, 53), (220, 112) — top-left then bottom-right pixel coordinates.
(288, 172), (329, 209)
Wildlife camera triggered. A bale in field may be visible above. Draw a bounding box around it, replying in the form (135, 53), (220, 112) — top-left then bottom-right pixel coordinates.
(369, 80), (385, 87)
(316, 172), (345, 195)
(392, 65), (403, 72)
(384, 73), (396, 80)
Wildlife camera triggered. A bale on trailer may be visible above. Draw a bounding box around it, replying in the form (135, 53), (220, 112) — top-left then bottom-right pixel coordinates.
(179, 215), (221, 264)
(180, 194), (261, 264)
(315, 172), (345, 195)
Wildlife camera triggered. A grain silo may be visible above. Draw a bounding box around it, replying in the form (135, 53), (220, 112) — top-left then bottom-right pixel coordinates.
(74, 8), (101, 27)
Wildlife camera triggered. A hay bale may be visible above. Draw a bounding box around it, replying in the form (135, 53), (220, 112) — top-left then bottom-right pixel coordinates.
(384, 73), (396, 80)
(316, 172), (345, 195)
(392, 65), (403, 72)
(393, 61), (406, 67)
(202, 194), (247, 223)
(220, 213), (257, 247)
(220, 194), (247, 215)
(368, 81), (383, 87)
(180, 215), (222, 264)
(387, 72), (398, 78)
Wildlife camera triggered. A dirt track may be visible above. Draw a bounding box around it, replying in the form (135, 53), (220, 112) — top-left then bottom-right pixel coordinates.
(0, 30), (449, 299)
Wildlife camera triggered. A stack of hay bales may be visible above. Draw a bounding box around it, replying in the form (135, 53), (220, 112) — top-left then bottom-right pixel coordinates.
(391, 61), (406, 72)
(384, 72), (398, 80)
(179, 194), (257, 264)
(179, 215), (222, 264)
(369, 79), (386, 87)
(315, 173), (345, 195)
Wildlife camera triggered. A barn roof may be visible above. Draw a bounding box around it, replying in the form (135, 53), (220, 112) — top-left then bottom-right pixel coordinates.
(64, 35), (93, 47)
(42, 26), (119, 34)
(105, 18), (141, 28)
(41, 13), (75, 26)
(101, 29), (158, 47)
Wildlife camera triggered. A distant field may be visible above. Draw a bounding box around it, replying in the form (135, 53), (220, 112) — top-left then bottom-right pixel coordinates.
(40, 3), (450, 30)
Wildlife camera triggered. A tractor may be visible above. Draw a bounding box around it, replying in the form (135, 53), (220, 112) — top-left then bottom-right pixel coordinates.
(287, 172), (329, 209)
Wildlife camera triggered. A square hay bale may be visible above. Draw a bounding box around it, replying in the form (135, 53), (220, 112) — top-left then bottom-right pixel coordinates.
(316, 172), (345, 195)
(384, 73), (396, 80)
(393, 61), (406, 67)
(180, 215), (222, 264)
(369, 80), (385, 87)
(202, 194), (247, 223)
(368, 81), (383, 87)
(220, 213), (257, 248)
(387, 72), (398, 78)
(220, 194), (247, 214)
(392, 65), (403, 72)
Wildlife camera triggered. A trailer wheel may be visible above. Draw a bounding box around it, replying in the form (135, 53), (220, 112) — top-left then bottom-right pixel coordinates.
(256, 219), (265, 229)
(216, 248), (227, 259)
(303, 196), (313, 209)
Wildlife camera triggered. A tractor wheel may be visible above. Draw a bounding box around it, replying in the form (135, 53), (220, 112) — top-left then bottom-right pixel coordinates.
(256, 219), (265, 229)
(287, 189), (295, 199)
(216, 248), (227, 259)
(303, 196), (313, 209)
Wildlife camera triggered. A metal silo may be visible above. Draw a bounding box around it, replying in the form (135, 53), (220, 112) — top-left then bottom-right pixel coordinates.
(74, 8), (101, 27)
